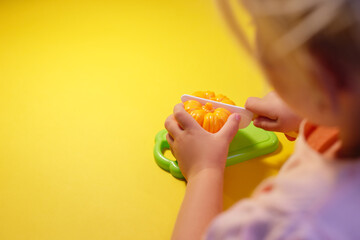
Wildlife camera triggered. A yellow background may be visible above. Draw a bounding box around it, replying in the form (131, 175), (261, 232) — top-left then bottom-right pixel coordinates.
(0, 1), (294, 239)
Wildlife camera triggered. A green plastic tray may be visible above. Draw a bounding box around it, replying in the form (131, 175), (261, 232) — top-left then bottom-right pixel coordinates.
(153, 123), (279, 179)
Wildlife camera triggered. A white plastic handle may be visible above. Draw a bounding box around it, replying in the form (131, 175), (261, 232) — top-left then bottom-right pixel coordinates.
(181, 94), (254, 129)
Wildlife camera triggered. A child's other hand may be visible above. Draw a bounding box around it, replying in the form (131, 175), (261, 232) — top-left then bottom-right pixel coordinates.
(245, 91), (302, 133)
(164, 103), (240, 181)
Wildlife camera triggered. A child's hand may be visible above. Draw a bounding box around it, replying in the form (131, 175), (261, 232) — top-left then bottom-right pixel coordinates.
(165, 103), (240, 181)
(245, 92), (302, 134)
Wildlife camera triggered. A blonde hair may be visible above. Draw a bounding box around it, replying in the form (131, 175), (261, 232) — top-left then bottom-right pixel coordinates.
(216, 0), (360, 83)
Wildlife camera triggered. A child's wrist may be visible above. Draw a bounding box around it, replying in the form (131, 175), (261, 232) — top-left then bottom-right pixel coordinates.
(187, 167), (225, 183)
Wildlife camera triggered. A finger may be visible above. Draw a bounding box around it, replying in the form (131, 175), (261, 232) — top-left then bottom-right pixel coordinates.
(217, 113), (241, 142)
(164, 114), (182, 138)
(253, 116), (279, 131)
(166, 134), (176, 156)
(173, 103), (201, 130)
(166, 133), (174, 145)
(245, 97), (277, 120)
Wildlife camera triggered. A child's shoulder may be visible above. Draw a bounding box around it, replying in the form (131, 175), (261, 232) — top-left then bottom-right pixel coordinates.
(275, 120), (360, 205)
(205, 121), (360, 240)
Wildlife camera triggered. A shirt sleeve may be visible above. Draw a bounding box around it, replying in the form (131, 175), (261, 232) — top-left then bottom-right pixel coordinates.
(204, 192), (321, 240)
(205, 198), (278, 240)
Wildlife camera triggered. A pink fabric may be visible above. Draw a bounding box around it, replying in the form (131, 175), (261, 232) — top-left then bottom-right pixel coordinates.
(205, 122), (360, 239)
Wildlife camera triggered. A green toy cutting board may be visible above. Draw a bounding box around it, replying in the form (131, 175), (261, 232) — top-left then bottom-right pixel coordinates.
(153, 123), (279, 179)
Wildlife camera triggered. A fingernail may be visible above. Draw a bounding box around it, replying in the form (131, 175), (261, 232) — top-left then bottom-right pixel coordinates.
(235, 113), (240, 121)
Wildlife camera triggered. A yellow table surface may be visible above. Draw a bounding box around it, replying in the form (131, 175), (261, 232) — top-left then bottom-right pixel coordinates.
(0, 1), (295, 239)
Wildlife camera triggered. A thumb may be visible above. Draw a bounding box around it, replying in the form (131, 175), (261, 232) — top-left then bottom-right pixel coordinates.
(218, 113), (241, 142)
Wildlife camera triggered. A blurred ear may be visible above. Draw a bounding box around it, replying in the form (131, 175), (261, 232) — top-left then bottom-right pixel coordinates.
(309, 38), (357, 113)
(310, 49), (346, 114)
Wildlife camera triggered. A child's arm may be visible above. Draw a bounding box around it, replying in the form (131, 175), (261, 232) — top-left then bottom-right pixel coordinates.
(171, 166), (224, 240)
(245, 91), (303, 140)
(165, 103), (240, 240)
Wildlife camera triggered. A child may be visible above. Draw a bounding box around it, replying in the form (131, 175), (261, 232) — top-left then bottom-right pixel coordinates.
(164, 0), (360, 239)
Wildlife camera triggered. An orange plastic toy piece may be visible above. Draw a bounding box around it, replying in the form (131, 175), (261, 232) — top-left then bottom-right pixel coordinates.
(183, 91), (236, 133)
(192, 91), (236, 105)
